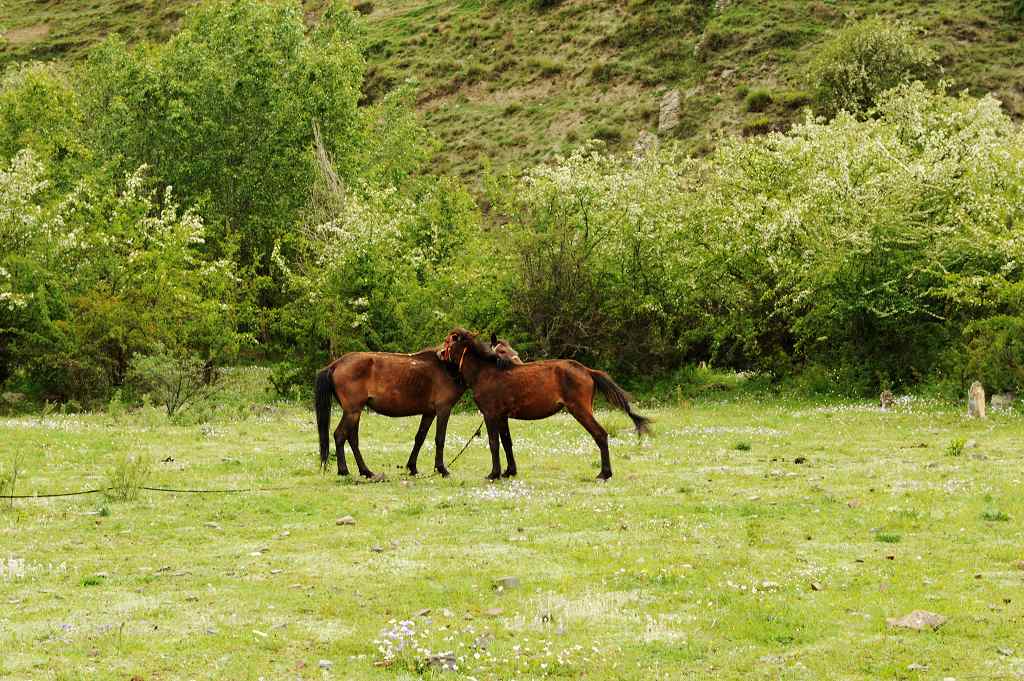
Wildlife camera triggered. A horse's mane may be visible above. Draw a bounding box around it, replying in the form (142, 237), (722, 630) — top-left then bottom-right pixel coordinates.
(452, 328), (502, 364)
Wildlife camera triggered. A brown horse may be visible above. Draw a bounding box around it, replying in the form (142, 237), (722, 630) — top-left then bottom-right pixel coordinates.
(314, 339), (521, 478)
(440, 329), (651, 480)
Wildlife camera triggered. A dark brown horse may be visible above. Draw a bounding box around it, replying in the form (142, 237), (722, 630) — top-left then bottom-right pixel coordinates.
(440, 329), (650, 480)
(314, 340), (521, 478)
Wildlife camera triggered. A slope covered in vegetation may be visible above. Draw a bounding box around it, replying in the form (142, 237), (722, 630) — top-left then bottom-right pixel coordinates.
(3, 0), (1024, 178)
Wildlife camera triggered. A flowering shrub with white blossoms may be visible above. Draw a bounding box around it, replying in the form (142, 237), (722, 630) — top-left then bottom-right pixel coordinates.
(494, 84), (1024, 391)
(0, 156), (242, 401)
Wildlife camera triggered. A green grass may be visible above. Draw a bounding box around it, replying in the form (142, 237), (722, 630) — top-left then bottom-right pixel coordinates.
(4, 1), (1024, 181)
(2, 381), (1023, 678)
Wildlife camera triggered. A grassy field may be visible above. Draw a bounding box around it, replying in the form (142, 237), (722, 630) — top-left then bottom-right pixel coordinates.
(2, 373), (1023, 679)
(3, 1), (1023, 179)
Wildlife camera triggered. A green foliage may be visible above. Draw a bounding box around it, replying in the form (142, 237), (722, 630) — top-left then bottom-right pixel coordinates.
(743, 88), (772, 113)
(491, 85), (1024, 389)
(809, 18), (937, 117)
(0, 450), (24, 509)
(946, 438), (965, 457)
(80, 0), (367, 277)
(0, 62), (87, 190)
(0, 154), (243, 402)
(964, 315), (1024, 393)
(103, 452), (152, 502)
(981, 509), (1009, 522)
(128, 349), (224, 416)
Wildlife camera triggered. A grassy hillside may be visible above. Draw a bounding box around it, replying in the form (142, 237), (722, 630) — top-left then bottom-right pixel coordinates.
(3, 0), (1024, 179)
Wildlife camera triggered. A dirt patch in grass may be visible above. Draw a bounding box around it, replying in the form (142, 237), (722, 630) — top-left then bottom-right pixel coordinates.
(3, 24), (51, 45)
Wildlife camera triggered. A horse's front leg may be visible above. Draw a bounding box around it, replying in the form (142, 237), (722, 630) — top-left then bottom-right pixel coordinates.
(405, 413), (435, 476)
(498, 417), (516, 478)
(433, 410), (451, 477)
(485, 418), (502, 481)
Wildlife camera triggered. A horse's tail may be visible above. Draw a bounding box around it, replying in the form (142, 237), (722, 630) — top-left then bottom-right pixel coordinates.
(589, 369), (653, 436)
(315, 365), (336, 470)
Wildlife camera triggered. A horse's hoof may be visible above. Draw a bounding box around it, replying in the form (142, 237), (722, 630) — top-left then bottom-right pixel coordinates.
(596, 471), (612, 481)
(486, 472), (501, 481)
(360, 470), (377, 479)
(436, 467), (450, 478)
(338, 470), (350, 477)
(502, 469), (517, 478)
(406, 467), (419, 476)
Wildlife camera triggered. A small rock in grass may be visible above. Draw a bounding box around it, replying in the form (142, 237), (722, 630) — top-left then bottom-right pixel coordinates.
(473, 633), (494, 650)
(270, 569), (283, 575)
(442, 608), (454, 618)
(907, 663), (928, 671)
(793, 456), (807, 464)
(847, 499), (862, 509)
(336, 516), (356, 526)
(964, 439), (977, 449)
(484, 607), (503, 617)
(997, 648), (1014, 657)
(426, 653), (456, 671)
(415, 608), (431, 617)
(810, 582), (823, 592)
(1014, 560), (1024, 571)
(204, 522), (222, 530)
(318, 660), (333, 670)
(886, 610), (947, 631)
(370, 546), (384, 553)
(252, 629), (268, 638)
(494, 576), (520, 590)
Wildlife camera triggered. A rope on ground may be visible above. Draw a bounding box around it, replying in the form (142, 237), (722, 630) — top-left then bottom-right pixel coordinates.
(0, 484), (295, 500)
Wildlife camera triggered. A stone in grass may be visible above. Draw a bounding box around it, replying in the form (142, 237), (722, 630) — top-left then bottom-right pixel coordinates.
(484, 607), (504, 617)
(426, 653), (457, 672)
(886, 610), (947, 631)
(318, 660), (333, 670)
(997, 647), (1014, 657)
(907, 663), (928, 671)
(336, 516), (356, 526)
(414, 608), (431, 617)
(494, 576), (520, 591)
(810, 582), (823, 592)
(370, 546), (384, 553)
(1014, 560), (1024, 571)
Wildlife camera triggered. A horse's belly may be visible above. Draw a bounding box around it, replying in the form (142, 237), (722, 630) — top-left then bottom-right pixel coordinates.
(509, 403), (563, 420)
(367, 396), (431, 418)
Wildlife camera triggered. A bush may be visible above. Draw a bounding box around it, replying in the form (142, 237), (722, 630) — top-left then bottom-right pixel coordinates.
(103, 453), (152, 503)
(1, 156), (243, 403)
(128, 349), (224, 416)
(809, 18), (937, 117)
(963, 315), (1024, 393)
(743, 88), (773, 112)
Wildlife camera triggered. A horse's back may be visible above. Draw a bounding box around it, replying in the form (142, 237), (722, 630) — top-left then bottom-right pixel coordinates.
(330, 350), (459, 416)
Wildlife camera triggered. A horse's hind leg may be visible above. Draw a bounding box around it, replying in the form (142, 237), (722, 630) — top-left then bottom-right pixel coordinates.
(405, 413), (435, 476)
(498, 418), (517, 478)
(432, 410), (450, 477)
(566, 403), (612, 480)
(484, 418), (502, 481)
(345, 413), (376, 478)
(334, 418), (351, 476)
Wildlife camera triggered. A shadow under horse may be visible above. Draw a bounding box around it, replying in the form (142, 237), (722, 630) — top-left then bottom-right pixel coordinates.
(441, 328), (651, 480)
(314, 339), (522, 477)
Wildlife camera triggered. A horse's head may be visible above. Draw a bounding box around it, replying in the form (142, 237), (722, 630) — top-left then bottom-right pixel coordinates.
(491, 332), (524, 369)
(441, 328), (521, 370)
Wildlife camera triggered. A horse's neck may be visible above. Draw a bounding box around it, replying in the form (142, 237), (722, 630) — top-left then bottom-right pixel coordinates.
(460, 350), (493, 386)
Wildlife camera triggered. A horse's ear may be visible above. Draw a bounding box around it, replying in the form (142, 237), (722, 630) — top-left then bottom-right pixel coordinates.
(491, 332), (498, 346)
